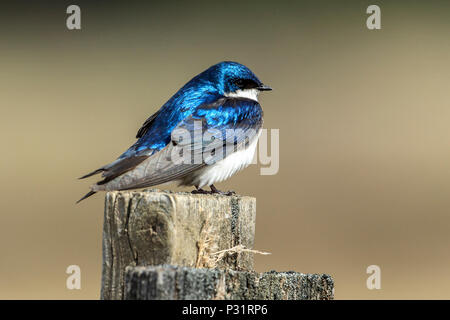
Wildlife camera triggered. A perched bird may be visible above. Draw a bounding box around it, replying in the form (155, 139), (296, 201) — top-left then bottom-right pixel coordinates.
(78, 61), (271, 202)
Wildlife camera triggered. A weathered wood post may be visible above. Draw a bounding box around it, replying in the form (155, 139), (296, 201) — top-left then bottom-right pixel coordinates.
(100, 189), (334, 300)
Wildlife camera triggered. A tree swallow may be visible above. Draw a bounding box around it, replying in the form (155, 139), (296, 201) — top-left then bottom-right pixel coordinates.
(78, 61), (271, 202)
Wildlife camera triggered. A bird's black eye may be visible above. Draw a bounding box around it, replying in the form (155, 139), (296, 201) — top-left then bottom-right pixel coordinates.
(234, 78), (258, 90)
(234, 79), (245, 88)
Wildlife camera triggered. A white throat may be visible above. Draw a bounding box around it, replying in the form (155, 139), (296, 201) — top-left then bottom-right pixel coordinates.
(225, 88), (259, 102)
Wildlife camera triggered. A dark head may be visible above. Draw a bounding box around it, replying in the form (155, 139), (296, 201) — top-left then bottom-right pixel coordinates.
(195, 61), (272, 101)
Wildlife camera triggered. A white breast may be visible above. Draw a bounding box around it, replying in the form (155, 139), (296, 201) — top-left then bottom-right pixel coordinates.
(184, 130), (261, 188)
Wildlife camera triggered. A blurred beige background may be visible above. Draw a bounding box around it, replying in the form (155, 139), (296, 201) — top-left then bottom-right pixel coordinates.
(1, 0), (449, 299)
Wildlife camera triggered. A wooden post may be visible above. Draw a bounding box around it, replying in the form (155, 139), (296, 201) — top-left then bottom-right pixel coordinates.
(125, 265), (334, 300)
(101, 189), (256, 300)
(100, 189), (334, 300)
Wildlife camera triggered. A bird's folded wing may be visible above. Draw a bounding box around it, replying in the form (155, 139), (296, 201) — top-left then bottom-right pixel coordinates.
(102, 97), (263, 190)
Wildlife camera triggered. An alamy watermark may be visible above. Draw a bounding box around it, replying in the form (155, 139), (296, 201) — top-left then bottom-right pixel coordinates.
(66, 5), (81, 30)
(66, 265), (81, 290)
(169, 122), (279, 175)
(366, 5), (381, 30)
(366, 265), (381, 290)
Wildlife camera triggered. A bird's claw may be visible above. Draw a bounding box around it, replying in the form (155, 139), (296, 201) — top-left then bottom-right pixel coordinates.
(192, 185), (236, 196)
(210, 185), (236, 196)
(191, 188), (210, 195)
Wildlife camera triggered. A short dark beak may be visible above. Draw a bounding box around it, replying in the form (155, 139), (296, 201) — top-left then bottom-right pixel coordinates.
(256, 84), (272, 91)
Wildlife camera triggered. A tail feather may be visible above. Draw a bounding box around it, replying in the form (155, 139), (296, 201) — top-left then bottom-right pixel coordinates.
(79, 168), (104, 179)
(76, 190), (97, 204)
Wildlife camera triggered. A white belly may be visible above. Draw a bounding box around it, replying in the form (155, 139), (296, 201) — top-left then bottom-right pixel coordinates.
(183, 130), (261, 188)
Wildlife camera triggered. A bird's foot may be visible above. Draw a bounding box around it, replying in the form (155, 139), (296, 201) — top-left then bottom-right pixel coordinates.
(191, 187), (210, 195)
(192, 185), (236, 196)
(210, 184), (236, 196)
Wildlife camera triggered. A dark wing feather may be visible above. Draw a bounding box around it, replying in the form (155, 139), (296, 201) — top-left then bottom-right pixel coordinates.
(79, 109), (161, 183)
(96, 155), (150, 185)
(136, 109), (160, 138)
(79, 154), (150, 183)
(79, 168), (104, 179)
(78, 109), (162, 202)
